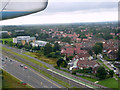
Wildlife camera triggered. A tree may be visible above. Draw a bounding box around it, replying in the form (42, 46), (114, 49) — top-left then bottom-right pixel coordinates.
(56, 58), (67, 68)
(103, 34), (113, 40)
(61, 37), (71, 43)
(68, 56), (74, 60)
(44, 43), (52, 56)
(96, 66), (107, 80)
(109, 70), (114, 77)
(53, 42), (61, 52)
(116, 46), (120, 61)
(57, 58), (64, 67)
(92, 45), (102, 56)
(95, 43), (103, 49)
(88, 50), (93, 56)
(17, 43), (23, 49)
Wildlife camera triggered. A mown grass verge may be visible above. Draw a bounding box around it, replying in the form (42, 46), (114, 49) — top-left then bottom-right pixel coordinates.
(98, 78), (118, 89)
(23, 52), (57, 65)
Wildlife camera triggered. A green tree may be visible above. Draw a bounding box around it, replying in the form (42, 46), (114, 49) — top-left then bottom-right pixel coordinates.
(62, 37), (71, 43)
(96, 66), (107, 80)
(57, 58), (64, 67)
(56, 58), (67, 68)
(47, 52), (56, 58)
(92, 45), (102, 56)
(88, 50), (93, 56)
(17, 43), (23, 49)
(109, 70), (114, 77)
(53, 42), (61, 52)
(117, 46), (120, 61)
(95, 42), (103, 49)
(103, 34), (113, 40)
(44, 43), (52, 56)
(68, 56), (74, 60)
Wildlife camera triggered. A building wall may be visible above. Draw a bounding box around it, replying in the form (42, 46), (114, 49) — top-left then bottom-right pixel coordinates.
(21, 40), (26, 45)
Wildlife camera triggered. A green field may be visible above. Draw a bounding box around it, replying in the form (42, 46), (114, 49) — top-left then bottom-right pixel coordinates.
(0, 38), (13, 44)
(23, 52), (57, 65)
(2, 70), (33, 89)
(98, 78), (118, 88)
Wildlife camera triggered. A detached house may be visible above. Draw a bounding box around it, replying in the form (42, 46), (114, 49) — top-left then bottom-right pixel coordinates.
(69, 55), (99, 73)
(77, 60), (99, 73)
(72, 54), (90, 61)
(61, 45), (88, 57)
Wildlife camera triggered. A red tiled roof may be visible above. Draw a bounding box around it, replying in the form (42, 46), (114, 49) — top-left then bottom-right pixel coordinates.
(77, 60), (98, 68)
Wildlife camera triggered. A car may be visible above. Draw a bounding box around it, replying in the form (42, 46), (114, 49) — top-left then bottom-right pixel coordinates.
(113, 67), (116, 70)
(9, 60), (12, 62)
(24, 66), (28, 69)
(20, 64), (24, 67)
(2, 59), (4, 62)
(21, 82), (27, 85)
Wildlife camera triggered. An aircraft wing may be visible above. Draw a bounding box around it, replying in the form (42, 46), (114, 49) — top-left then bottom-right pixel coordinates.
(0, 0), (48, 20)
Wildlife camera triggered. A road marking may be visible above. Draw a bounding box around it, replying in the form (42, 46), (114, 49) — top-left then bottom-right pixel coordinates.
(29, 68), (61, 88)
(41, 82), (42, 85)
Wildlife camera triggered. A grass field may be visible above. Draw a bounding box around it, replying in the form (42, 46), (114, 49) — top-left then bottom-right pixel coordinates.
(23, 52), (57, 65)
(2, 70), (33, 89)
(0, 38), (13, 44)
(98, 78), (118, 88)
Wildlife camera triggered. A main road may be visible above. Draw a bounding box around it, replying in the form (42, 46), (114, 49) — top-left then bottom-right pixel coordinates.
(1, 55), (64, 88)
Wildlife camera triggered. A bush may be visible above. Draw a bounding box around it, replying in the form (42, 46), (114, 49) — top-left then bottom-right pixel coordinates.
(72, 69), (77, 75)
(109, 70), (114, 77)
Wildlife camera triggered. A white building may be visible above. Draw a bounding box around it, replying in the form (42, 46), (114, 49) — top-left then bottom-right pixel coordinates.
(31, 40), (48, 47)
(13, 36), (35, 45)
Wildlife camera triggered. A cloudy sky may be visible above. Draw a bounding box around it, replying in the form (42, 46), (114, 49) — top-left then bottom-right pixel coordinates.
(0, 0), (119, 25)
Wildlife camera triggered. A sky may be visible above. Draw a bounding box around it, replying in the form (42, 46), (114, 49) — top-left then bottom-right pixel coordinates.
(0, 0), (119, 25)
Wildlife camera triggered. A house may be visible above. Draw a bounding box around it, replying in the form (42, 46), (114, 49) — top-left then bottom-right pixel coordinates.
(72, 54), (90, 61)
(69, 58), (99, 73)
(77, 60), (99, 73)
(61, 45), (88, 57)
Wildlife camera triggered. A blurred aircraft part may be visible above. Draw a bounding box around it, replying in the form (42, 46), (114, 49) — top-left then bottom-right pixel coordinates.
(0, 0), (48, 20)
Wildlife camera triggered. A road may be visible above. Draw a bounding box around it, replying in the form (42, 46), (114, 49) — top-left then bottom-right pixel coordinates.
(1, 55), (64, 88)
(1, 44), (109, 89)
(100, 58), (119, 76)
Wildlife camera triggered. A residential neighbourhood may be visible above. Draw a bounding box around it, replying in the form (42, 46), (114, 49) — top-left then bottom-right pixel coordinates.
(0, 22), (119, 89)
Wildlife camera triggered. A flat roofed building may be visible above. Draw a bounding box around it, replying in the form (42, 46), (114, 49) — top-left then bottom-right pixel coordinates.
(31, 40), (48, 47)
(13, 36), (36, 45)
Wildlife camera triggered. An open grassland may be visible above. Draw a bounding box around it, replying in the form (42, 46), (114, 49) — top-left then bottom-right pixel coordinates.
(23, 52), (57, 65)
